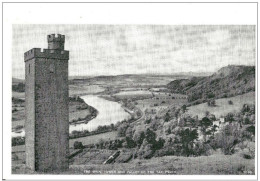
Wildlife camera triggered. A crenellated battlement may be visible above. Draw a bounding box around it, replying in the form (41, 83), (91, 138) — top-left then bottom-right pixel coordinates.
(24, 48), (69, 62)
(47, 34), (65, 50)
(47, 34), (65, 43)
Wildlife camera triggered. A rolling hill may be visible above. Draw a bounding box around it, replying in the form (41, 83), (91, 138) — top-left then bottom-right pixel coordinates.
(167, 65), (255, 105)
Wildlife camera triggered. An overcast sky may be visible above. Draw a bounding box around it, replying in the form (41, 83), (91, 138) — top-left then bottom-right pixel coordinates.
(12, 25), (255, 78)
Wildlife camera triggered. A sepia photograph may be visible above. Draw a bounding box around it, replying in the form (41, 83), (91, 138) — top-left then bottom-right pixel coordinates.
(2, 2), (258, 180)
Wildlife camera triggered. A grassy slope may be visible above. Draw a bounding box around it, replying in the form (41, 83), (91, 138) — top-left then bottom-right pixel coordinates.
(68, 152), (254, 175)
(13, 151), (254, 175)
(186, 92), (255, 119)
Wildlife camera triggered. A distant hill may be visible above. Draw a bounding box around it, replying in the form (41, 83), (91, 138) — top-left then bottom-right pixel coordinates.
(12, 78), (25, 92)
(167, 65), (255, 105)
(12, 78), (24, 85)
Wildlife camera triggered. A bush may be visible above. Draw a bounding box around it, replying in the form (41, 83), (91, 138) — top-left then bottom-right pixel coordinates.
(73, 141), (84, 149)
(228, 100), (233, 105)
(207, 99), (216, 107)
(145, 118), (151, 124)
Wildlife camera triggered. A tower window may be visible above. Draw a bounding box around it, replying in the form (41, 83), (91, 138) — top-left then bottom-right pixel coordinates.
(50, 64), (55, 73)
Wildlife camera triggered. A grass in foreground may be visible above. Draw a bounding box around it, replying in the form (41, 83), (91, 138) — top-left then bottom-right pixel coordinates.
(12, 152), (254, 175)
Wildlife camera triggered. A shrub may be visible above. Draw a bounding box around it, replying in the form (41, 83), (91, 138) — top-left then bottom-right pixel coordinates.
(73, 141), (84, 149)
(145, 118), (151, 124)
(228, 100), (233, 105)
(207, 99), (216, 107)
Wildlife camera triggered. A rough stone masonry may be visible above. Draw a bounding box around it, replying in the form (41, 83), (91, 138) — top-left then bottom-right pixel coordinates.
(24, 34), (69, 172)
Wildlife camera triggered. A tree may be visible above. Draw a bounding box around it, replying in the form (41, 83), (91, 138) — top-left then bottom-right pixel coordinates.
(117, 122), (129, 137)
(125, 137), (136, 148)
(164, 112), (170, 122)
(133, 130), (145, 147)
(200, 117), (213, 142)
(225, 113), (235, 123)
(145, 128), (156, 145)
(181, 105), (187, 113)
(138, 139), (154, 159)
(154, 137), (165, 150)
(211, 125), (218, 138)
(178, 128), (198, 156)
(246, 125), (255, 136)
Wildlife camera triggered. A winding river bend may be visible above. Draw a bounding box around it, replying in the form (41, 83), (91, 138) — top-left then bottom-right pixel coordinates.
(12, 95), (131, 137)
(70, 95), (131, 132)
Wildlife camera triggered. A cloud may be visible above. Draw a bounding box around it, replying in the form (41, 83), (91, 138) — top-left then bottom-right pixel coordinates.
(12, 25), (255, 78)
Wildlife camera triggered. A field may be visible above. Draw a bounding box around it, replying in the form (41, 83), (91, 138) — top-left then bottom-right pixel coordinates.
(69, 131), (118, 148)
(12, 92), (25, 99)
(113, 90), (153, 100)
(136, 92), (188, 113)
(12, 131), (119, 168)
(186, 92), (255, 119)
(69, 84), (105, 96)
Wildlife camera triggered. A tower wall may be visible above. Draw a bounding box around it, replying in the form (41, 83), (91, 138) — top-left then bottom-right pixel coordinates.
(25, 59), (36, 170)
(34, 58), (69, 171)
(24, 34), (69, 172)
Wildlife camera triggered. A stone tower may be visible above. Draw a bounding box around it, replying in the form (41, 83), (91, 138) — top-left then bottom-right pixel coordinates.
(24, 34), (69, 172)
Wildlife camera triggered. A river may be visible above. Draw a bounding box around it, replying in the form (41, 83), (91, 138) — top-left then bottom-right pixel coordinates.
(69, 95), (131, 132)
(12, 95), (131, 137)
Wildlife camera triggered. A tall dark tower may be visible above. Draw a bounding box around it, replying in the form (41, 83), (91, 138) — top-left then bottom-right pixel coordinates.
(24, 34), (69, 172)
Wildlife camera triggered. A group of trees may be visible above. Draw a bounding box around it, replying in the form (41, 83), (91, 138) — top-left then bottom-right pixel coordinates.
(12, 136), (25, 146)
(70, 123), (115, 139)
(72, 101), (255, 161)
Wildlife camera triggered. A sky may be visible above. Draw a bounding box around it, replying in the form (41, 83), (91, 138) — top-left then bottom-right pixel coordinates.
(12, 25), (255, 78)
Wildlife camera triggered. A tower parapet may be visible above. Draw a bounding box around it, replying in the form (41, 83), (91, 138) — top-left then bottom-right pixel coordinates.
(47, 34), (65, 50)
(24, 48), (69, 62)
